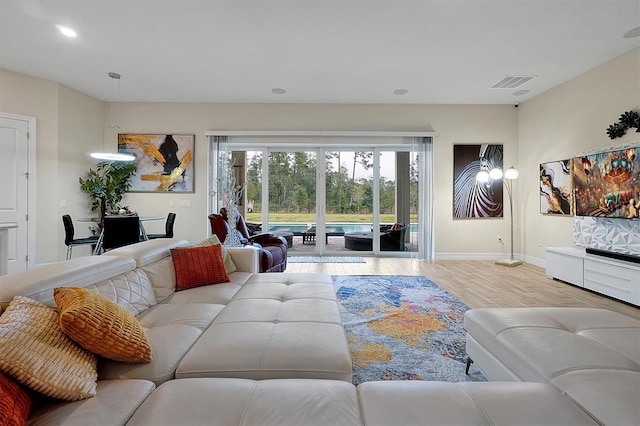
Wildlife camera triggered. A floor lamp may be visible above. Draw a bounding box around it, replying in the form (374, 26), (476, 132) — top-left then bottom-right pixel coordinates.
(477, 166), (522, 267)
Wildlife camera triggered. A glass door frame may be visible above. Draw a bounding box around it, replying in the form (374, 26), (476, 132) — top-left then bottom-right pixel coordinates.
(207, 132), (434, 259)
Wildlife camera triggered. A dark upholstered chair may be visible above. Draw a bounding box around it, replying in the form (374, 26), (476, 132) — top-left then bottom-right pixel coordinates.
(147, 212), (176, 239)
(101, 216), (142, 252)
(208, 213), (288, 273)
(344, 224), (408, 251)
(380, 225), (408, 251)
(62, 214), (99, 259)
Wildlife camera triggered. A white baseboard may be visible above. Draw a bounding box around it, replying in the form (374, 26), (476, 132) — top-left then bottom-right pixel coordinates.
(434, 252), (546, 269)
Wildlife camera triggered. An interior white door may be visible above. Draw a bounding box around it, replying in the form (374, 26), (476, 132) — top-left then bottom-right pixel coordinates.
(0, 116), (29, 273)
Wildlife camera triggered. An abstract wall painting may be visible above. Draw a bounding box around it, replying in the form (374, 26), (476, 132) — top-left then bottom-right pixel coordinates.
(118, 134), (194, 193)
(453, 144), (503, 218)
(540, 159), (573, 215)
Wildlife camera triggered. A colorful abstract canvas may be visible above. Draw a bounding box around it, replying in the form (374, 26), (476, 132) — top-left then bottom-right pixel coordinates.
(540, 159), (573, 215)
(453, 144), (503, 218)
(118, 134), (194, 192)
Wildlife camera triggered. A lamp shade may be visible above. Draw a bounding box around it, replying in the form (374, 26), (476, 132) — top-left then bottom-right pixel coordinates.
(489, 168), (504, 180)
(504, 166), (519, 180)
(476, 170), (490, 183)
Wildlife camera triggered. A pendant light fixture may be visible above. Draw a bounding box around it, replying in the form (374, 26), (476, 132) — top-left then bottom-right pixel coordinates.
(90, 72), (135, 162)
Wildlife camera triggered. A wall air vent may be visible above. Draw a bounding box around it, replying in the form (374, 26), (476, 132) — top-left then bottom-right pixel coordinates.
(490, 75), (536, 89)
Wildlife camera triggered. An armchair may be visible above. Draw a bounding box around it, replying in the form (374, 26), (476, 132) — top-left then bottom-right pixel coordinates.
(380, 224), (408, 251)
(208, 213), (287, 272)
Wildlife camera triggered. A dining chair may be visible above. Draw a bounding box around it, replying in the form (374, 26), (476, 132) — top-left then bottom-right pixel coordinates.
(100, 216), (142, 252)
(62, 214), (100, 260)
(147, 212), (176, 239)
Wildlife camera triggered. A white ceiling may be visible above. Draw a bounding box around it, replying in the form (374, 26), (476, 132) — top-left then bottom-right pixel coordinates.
(1, 0), (639, 104)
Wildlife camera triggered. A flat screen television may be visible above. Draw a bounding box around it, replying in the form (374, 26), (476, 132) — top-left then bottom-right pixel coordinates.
(573, 146), (640, 218)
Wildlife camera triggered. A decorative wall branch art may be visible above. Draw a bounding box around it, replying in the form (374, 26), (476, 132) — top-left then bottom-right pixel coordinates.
(453, 144), (503, 218)
(540, 159), (573, 215)
(118, 134), (194, 193)
(606, 110), (640, 139)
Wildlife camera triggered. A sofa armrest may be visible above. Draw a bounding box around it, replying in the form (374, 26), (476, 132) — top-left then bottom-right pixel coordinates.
(249, 234), (285, 246)
(226, 246), (260, 273)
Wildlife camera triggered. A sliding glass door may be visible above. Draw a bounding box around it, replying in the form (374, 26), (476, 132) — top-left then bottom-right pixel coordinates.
(210, 135), (429, 258)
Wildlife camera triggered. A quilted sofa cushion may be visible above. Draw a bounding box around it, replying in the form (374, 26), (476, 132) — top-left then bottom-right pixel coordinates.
(98, 303), (224, 385)
(464, 307), (640, 426)
(103, 239), (189, 303)
(358, 381), (599, 426)
(176, 273), (352, 382)
(127, 378), (362, 426)
(85, 269), (157, 316)
(464, 307), (640, 382)
(27, 379), (155, 426)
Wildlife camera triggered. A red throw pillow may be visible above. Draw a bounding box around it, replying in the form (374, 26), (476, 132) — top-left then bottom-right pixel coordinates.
(171, 244), (230, 291)
(0, 372), (31, 426)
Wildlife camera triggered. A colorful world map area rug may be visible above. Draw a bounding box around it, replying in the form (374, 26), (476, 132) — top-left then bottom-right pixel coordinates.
(333, 275), (487, 384)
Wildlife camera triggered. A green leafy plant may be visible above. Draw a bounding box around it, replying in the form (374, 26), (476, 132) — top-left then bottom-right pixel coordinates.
(79, 162), (137, 222)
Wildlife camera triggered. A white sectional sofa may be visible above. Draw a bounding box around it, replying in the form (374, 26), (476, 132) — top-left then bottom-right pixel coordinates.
(465, 307), (640, 426)
(0, 238), (632, 425)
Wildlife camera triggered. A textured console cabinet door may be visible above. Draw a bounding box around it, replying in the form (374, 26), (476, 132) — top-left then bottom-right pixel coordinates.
(584, 258), (640, 306)
(546, 247), (584, 287)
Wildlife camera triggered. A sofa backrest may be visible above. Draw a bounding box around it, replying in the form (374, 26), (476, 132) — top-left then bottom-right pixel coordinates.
(103, 238), (190, 303)
(0, 256), (135, 310)
(0, 239), (190, 315)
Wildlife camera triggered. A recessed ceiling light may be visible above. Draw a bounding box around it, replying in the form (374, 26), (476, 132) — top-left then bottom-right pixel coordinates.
(623, 26), (640, 38)
(393, 89), (408, 95)
(56, 25), (77, 38)
(513, 89), (530, 96)
(271, 88), (286, 95)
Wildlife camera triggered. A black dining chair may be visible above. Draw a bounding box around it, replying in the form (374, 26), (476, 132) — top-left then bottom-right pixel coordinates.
(100, 216), (142, 252)
(147, 212), (176, 239)
(62, 214), (99, 260)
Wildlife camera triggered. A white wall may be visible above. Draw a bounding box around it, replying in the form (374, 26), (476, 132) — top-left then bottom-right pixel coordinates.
(518, 48), (640, 265)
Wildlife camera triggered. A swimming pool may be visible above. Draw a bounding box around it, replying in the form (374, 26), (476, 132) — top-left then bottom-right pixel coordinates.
(267, 223), (417, 234)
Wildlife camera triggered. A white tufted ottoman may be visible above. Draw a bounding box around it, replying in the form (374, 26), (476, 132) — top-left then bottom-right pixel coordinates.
(176, 273), (352, 381)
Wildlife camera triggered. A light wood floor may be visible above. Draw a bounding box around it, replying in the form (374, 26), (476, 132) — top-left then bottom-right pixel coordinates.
(286, 258), (640, 319)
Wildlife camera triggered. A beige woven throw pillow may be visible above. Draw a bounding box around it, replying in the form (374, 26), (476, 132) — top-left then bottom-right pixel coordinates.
(193, 234), (237, 273)
(0, 296), (97, 401)
(54, 287), (152, 363)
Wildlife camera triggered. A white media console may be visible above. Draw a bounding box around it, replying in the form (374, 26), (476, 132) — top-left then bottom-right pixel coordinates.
(546, 247), (640, 306)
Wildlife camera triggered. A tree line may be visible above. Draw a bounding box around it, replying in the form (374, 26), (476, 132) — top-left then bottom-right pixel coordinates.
(245, 151), (419, 215)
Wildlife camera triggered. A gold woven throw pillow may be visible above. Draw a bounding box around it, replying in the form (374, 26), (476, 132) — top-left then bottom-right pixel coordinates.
(0, 296), (97, 401)
(54, 287), (152, 363)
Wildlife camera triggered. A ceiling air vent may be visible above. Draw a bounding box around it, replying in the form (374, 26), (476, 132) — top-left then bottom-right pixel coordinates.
(490, 75), (536, 89)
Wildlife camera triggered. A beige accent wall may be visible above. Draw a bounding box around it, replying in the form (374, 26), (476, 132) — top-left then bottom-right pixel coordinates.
(58, 85), (106, 258)
(109, 102), (518, 257)
(0, 69), (61, 263)
(0, 69), (106, 263)
(519, 48), (640, 264)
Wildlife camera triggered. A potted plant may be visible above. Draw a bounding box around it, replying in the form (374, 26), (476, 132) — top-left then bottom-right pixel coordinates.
(79, 161), (137, 223)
